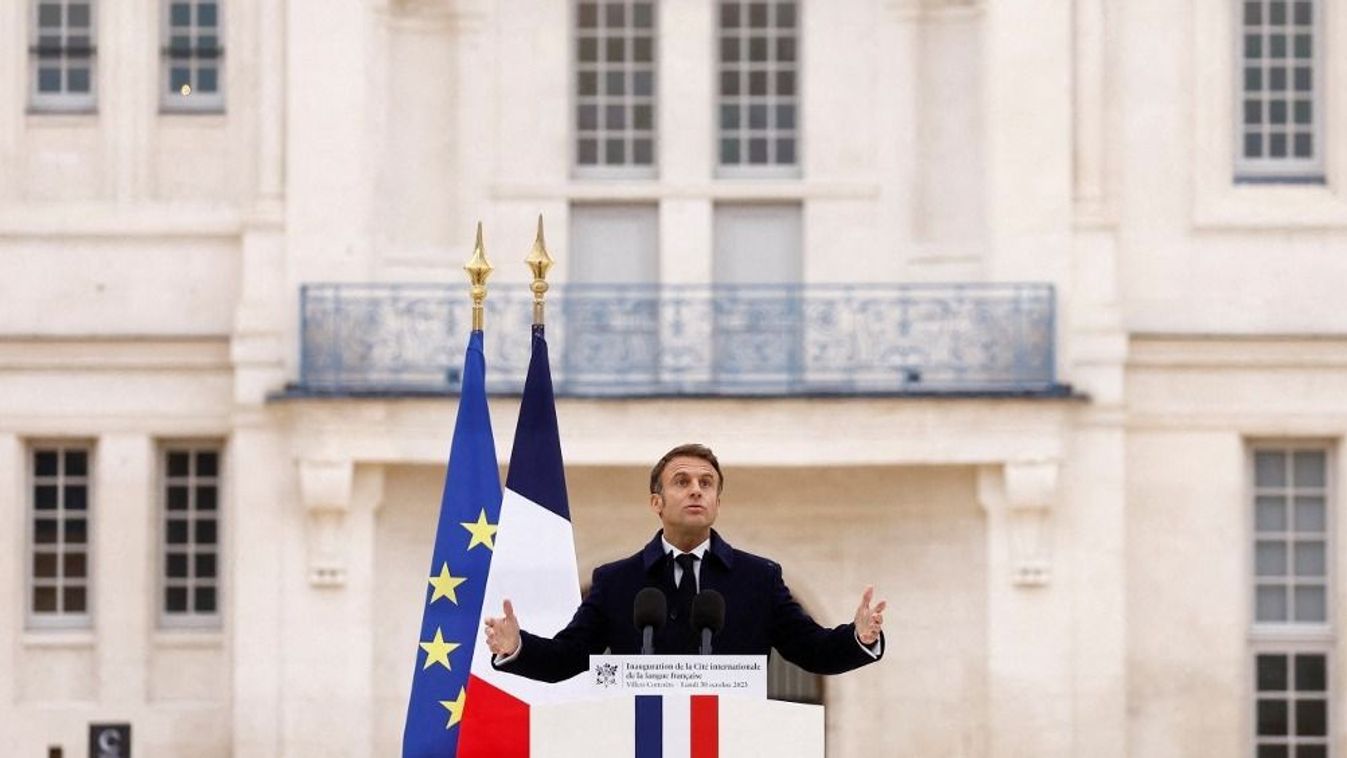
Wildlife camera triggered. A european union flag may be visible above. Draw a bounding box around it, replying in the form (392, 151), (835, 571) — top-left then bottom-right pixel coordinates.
(402, 329), (501, 757)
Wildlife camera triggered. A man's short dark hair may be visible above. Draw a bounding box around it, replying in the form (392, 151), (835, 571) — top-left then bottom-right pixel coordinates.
(650, 443), (723, 494)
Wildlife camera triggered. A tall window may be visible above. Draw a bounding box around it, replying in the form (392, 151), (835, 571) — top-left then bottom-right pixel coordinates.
(1252, 446), (1331, 757)
(29, 0), (96, 112)
(29, 445), (91, 628)
(1236, 0), (1322, 181)
(574, 0), (656, 177)
(717, 0), (798, 175)
(161, 445), (222, 627)
(161, 0), (224, 112)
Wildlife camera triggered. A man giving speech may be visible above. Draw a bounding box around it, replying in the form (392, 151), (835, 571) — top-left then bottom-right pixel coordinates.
(484, 443), (886, 682)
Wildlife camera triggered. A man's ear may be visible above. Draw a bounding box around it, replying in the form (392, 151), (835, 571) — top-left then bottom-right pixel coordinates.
(649, 492), (663, 516)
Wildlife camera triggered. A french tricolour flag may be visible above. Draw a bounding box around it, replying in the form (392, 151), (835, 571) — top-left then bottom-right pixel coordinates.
(457, 325), (591, 755)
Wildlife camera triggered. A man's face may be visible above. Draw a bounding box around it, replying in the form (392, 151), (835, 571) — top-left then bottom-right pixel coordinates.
(650, 456), (721, 537)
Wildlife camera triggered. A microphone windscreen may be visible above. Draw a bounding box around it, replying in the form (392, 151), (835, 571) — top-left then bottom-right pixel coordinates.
(691, 589), (726, 634)
(633, 587), (668, 630)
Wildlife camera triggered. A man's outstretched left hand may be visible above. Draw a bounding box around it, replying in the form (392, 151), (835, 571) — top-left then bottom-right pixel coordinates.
(853, 585), (886, 645)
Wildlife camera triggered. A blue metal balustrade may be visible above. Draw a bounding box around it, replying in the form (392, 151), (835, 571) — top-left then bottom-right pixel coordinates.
(296, 283), (1062, 397)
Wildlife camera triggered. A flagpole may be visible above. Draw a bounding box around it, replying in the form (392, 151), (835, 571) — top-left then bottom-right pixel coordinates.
(525, 214), (553, 327)
(465, 221), (493, 331)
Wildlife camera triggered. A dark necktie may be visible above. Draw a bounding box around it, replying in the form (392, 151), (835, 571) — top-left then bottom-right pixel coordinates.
(673, 553), (699, 622)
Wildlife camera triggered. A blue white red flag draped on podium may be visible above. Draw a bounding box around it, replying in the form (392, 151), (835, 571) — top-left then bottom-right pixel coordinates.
(458, 324), (589, 756)
(402, 330), (502, 757)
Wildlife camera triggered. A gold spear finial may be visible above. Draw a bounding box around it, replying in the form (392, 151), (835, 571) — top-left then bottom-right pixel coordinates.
(464, 221), (493, 331)
(525, 214), (553, 326)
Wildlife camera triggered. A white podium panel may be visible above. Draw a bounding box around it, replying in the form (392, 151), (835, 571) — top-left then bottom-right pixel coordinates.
(531, 694), (823, 757)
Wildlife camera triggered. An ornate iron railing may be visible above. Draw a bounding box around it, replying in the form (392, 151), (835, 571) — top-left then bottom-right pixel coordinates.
(297, 283), (1059, 396)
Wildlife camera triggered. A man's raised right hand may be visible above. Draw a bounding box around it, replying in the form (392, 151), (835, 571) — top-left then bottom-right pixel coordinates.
(484, 599), (521, 656)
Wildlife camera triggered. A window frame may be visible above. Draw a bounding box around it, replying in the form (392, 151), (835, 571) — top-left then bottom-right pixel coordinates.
(1233, 0), (1326, 182)
(715, 0), (802, 179)
(26, 442), (94, 631)
(572, 0), (658, 179)
(28, 0), (98, 113)
(157, 442), (224, 630)
(159, 0), (225, 113)
(1247, 442), (1335, 758)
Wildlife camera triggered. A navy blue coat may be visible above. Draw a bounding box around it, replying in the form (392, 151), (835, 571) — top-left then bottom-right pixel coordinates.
(496, 530), (883, 683)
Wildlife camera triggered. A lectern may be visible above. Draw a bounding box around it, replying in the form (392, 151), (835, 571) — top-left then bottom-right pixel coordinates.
(529, 655), (824, 757)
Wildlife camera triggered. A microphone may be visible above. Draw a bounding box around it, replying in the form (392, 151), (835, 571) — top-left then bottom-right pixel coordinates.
(633, 587), (667, 655)
(691, 590), (725, 655)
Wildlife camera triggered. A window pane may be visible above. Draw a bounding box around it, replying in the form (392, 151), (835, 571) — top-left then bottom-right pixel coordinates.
(749, 104), (767, 129)
(198, 486), (217, 511)
(35, 451), (59, 476)
(578, 139), (598, 164)
(167, 519), (188, 544)
(633, 37), (653, 62)
(1294, 1), (1312, 24)
(1294, 100), (1312, 124)
(166, 586), (188, 612)
(1257, 585), (1288, 621)
(1295, 654), (1327, 690)
(1293, 540), (1325, 576)
(33, 552), (57, 578)
(577, 2), (597, 27)
(1292, 585), (1326, 622)
(721, 3), (740, 27)
(198, 67), (218, 93)
(167, 552), (189, 578)
(1256, 541), (1287, 576)
(633, 3), (653, 28)
(633, 105), (652, 129)
(35, 485), (58, 510)
(196, 553), (217, 579)
(1245, 1), (1263, 24)
(171, 2), (191, 26)
(67, 68), (90, 94)
(64, 552), (86, 579)
(1256, 452), (1287, 486)
(199, 2), (219, 27)
(195, 519), (217, 544)
(1257, 699), (1289, 736)
(1294, 133), (1313, 158)
(578, 71), (596, 95)
(1299, 746), (1327, 758)
(1270, 133), (1287, 157)
(195, 587), (217, 613)
(66, 485), (87, 511)
(1295, 699), (1327, 736)
(632, 138), (653, 164)
(721, 138), (740, 164)
(1245, 67), (1263, 92)
(195, 449), (218, 479)
(63, 586), (86, 612)
(168, 452), (190, 477)
(1258, 654), (1289, 691)
(777, 138), (796, 164)
(633, 71), (652, 96)
(34, 586), (57, 612)
(65, 519), (87, 544)
(749, 137), (768, 163)
(35, 519), (58, 544)
(168, 486), (189, 511)
(1256, 746), (1288, 758)
(38, 3), (62, 26)
(65, 451), (87, 477)
(1244, 132), (1264, 158)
